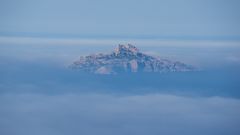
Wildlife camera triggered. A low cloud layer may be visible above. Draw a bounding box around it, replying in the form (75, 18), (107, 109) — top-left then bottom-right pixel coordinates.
(1, 36), (240, 68)
(0, 93), (240, 135)
(0, 38), (240, 135)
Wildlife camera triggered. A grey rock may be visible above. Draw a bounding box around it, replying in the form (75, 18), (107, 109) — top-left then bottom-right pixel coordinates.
(70, 44), (195, 74)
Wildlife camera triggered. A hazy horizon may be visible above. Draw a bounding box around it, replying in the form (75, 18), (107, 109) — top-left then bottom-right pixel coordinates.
(1, 0), (240, 135)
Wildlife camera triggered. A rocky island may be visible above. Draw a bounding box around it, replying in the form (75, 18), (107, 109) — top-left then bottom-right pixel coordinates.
(70, 44), (195, 74)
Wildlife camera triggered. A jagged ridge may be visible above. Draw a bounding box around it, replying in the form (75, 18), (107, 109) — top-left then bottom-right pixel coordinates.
(70, 44), (195, 74)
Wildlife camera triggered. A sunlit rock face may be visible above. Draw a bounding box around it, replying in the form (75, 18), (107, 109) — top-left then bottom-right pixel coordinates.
(70, 44), (195, 74)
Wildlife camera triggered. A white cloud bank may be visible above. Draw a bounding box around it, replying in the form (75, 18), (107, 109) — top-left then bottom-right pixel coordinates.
(0, 36), (240, 47)
(0, 93), (240, 135)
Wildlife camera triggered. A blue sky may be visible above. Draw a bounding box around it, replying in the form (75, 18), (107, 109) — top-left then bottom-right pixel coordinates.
(0, 0), (240, 39)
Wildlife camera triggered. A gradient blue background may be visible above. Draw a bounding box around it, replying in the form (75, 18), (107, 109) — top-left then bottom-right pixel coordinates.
(0, 0), (240, 135)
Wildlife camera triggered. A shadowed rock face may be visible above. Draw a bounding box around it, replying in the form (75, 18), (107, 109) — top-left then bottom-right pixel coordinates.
(70, 44), (195, 74)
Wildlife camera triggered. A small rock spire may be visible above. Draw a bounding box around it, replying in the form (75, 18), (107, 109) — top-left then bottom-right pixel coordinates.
(114, 44), (139, 55)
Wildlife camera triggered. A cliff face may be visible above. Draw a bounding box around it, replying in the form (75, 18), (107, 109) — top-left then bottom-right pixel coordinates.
(70, 44), (195, 74)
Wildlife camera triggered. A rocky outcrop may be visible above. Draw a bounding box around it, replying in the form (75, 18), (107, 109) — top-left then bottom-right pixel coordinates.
(70, 44), (195, 74)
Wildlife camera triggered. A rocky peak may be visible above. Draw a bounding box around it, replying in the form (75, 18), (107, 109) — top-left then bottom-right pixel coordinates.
(114, 44), (139, 56)
(70, 44), (195, 74)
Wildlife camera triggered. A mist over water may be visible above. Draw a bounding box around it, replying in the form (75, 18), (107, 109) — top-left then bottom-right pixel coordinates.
(0, 39), (240, 135)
